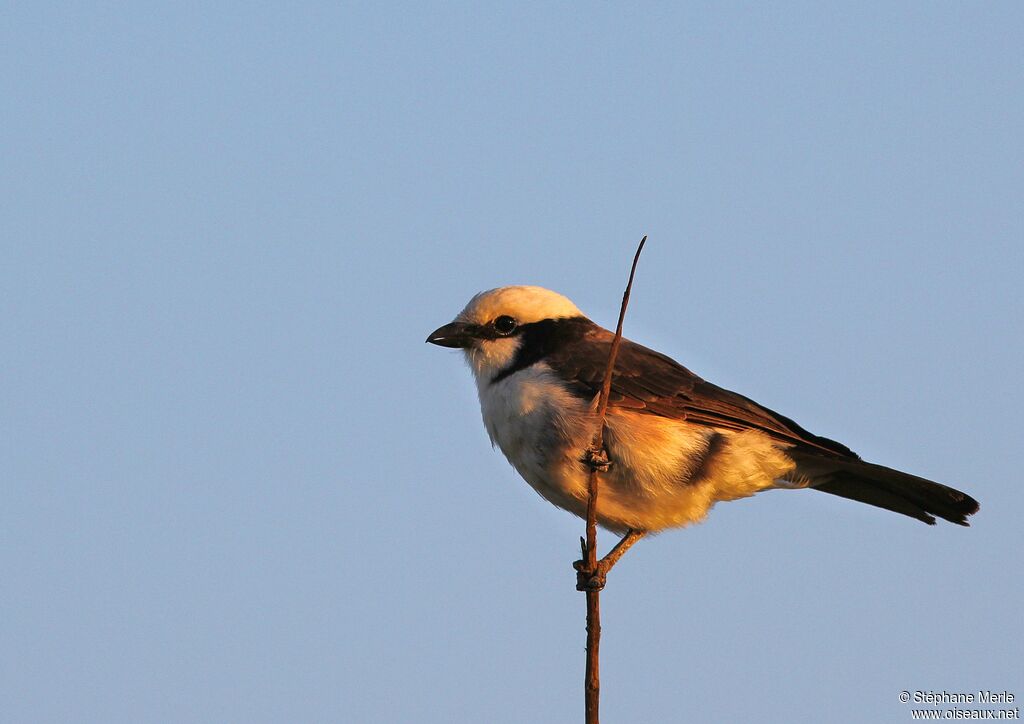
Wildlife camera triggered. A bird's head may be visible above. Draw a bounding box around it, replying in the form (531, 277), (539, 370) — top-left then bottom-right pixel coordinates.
(426, 285), (585, 381)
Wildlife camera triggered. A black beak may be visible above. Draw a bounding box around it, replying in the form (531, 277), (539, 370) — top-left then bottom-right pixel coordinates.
(426, 321), (476, 348)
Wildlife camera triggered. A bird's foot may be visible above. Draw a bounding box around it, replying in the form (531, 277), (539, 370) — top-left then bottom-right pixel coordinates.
(573, 529), (646, 592)
(574, 557), (611, 591)
(582, 447), (611, 473)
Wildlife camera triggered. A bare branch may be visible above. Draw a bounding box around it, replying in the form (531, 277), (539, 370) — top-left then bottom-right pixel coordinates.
(580, 235), (647, 724)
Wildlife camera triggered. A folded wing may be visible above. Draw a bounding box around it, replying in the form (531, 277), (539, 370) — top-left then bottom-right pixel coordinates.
(545, 322), (979, 525)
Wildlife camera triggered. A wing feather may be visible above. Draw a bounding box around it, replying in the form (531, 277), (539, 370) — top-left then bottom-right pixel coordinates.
(545, 323), (857, 459)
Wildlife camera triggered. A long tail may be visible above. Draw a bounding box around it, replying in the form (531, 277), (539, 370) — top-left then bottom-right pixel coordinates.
(792, 453), (980, 526)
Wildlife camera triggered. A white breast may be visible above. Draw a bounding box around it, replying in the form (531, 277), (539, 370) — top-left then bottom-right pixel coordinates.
(475, 363), (596, 512)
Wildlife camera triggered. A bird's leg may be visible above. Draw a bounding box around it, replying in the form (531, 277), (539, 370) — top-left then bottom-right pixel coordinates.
(574, 529), (646, 591)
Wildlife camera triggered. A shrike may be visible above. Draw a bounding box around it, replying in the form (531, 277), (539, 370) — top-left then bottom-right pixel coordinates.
(427, 286), (978, 540)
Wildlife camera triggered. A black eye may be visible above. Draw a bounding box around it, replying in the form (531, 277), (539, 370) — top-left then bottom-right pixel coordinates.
(494, 315), (517, 335)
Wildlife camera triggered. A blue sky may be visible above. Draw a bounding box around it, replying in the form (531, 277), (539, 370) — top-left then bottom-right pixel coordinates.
(2, 3), (1021, 722)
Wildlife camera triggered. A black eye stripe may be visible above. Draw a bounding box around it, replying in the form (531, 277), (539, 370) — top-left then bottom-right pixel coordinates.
(490, 316), (591, 384)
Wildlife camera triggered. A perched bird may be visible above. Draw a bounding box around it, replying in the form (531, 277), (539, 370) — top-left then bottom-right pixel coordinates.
(427, 285), (979, 542)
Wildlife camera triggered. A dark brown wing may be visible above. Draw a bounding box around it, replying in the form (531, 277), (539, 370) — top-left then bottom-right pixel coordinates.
(546, 323), (858, 459)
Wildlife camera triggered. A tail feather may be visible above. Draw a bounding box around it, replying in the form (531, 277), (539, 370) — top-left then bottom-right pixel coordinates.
(794, 454), (980, 526)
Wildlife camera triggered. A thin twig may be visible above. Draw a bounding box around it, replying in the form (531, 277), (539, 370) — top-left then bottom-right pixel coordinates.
(582, 235), (647, 724)
(593, 236), (647, 440)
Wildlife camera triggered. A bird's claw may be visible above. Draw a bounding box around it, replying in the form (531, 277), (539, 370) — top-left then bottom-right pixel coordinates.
(582, 447), (612, 473)
(573, 559), (609, 591)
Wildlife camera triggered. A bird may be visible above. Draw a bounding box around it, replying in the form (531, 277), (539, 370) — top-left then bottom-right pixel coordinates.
(426, 285), (979, 558)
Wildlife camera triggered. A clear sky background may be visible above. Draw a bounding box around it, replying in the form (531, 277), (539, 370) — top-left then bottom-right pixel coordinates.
(2, 4), (1022, 723)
